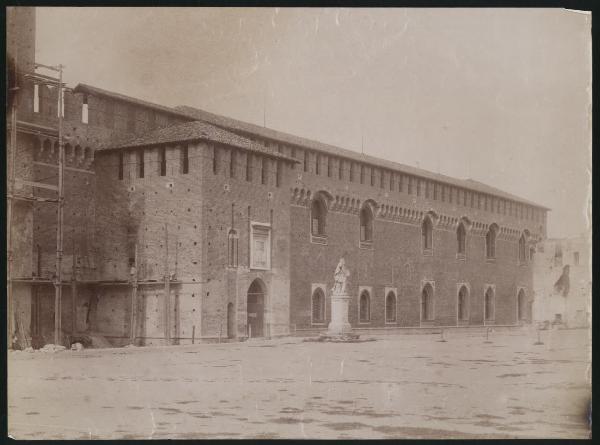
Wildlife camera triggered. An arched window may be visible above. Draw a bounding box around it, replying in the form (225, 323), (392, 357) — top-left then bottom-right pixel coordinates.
(312, 288), (325, 323)
(359, 290), (370, 322)
(484, 287), (495, 321)
(385, 291), (397, 323)
(458, 285), (469, 321)
(311, 198), (326, 236)
(485, 225), (497, 259)
(228, 229), (239, 267)
(422, 217), (433, 251)
(360, 205), (373, 243)
(421, 284), (434, 321)
(457, 222), (466, 255)
(519, 233), (527, 263)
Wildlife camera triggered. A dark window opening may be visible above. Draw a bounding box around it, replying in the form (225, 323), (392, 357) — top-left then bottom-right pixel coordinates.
(312, 288), (325, 323)
(457, 223), (466, 255)
(311, 198), (326, 236)
(422, 217), (433, 251)
(486, 225), (497, 259)
(360, 206), (373, 243)
(359, 291), (370, 322)
(421, 284), (434, 321)
(485, 287), (495, 321)
(230, 149), (236, 179)
(213, 145), (219, 174)
(385, 292), (396, 322)
(261, 157), (268, 185)
(137, 149), (144, 178)
(276, 160), (282, 188)
(159, 147), (167, 176)
(246, 153), (252, 182)
(182, 145), (189, 174)
(228, 229), (239, 267)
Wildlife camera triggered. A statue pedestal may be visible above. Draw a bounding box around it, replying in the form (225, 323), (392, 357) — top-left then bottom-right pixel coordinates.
(319, 293), (359, 341)
(327, 293), (352, 335)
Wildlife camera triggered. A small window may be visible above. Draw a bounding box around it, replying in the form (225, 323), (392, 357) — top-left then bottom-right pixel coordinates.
(137, 149), (144, 178)
(433, 183), (438, 200)
(81, 95), (89, 124)
(407, 177), (413, 195)
(385, 292), (397, 323)
(398, 174), (404, 192)
(327, 157), (332, 178)
(422, 217), (433, 252)
(33, 84), (40, 113)
(441, 185), (446, 202)
(417, 180), (422, 197)
(457, 223), (466, 255)
(370, 167), (375, 186)
(359, 290), (371, 322)
(311, 198), (326, 236)
(159, 147), (166, 176)
(350, 163), (356, 182)
(360, 205), (373, 243)
(380, 170), (385, 189)
(338, 159), (343, 180)
(181, 145), (189, 174)
(573, 251), (580, 266)
(360, 165), (365, 184)
(304, 151), (309, 173)
(312, 288), (325, 323)
(228, 229), (239, 267)
(389, 174), (395, 191)
(316, 154), (321, 175)
(118, 152), (124, 180)
(421, 284), (434, 321)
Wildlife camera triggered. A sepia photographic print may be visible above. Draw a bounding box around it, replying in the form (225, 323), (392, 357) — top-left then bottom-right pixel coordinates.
(6, 6), (592, 440)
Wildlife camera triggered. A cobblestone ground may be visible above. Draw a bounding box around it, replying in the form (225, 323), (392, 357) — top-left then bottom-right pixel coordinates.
(8, 327), (591, 439)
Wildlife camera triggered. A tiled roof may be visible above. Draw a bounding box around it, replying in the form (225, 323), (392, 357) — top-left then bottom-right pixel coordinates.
(176, 105), (550, 210)
(73, 83), (196, 120)
(73, 82), (549, 209)
(107, 120), (297, 162)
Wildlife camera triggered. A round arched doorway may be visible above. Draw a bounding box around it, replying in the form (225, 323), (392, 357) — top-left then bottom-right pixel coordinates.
(247, 279), (266, 338)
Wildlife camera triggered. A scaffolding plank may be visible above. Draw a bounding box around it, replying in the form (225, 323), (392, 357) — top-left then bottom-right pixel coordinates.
(14, 179), (58, 191)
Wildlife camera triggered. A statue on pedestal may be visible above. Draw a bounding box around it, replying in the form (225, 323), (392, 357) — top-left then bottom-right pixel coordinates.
(332, 257), (350, 295)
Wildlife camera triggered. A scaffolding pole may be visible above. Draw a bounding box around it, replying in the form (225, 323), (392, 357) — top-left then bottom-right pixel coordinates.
(7, 53), (18, 348)
(164, 223), (171, 344)
(53, 64), (65, 345)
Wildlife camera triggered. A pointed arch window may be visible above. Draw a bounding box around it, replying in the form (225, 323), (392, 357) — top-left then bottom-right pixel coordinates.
(457, 222), (466, 257)
(310, 197), (327, 241)
(518, 233), (527, 263)
(422, 216), (433, 253)
(312, 288), (326, 324)
(359, 290), (371, 322)
(485, 225), (497, 259)
(385, 291), (397, 323)
(421, 283), (434, 321)
(359, 204), (374, 247)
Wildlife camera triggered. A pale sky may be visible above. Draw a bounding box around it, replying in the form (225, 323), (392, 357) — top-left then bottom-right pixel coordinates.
(35, 7), (591, 238)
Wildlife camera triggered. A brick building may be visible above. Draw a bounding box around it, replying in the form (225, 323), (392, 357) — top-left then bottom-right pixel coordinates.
(7, 7), (549, 347)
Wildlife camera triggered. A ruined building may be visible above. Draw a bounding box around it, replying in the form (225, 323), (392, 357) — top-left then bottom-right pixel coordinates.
(7, 7), (549, 347)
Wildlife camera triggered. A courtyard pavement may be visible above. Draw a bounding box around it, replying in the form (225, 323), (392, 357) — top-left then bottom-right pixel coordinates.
(7, 327), (591, 439)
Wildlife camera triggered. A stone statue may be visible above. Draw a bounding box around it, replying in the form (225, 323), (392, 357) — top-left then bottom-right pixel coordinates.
(332, 257), (350, 295)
